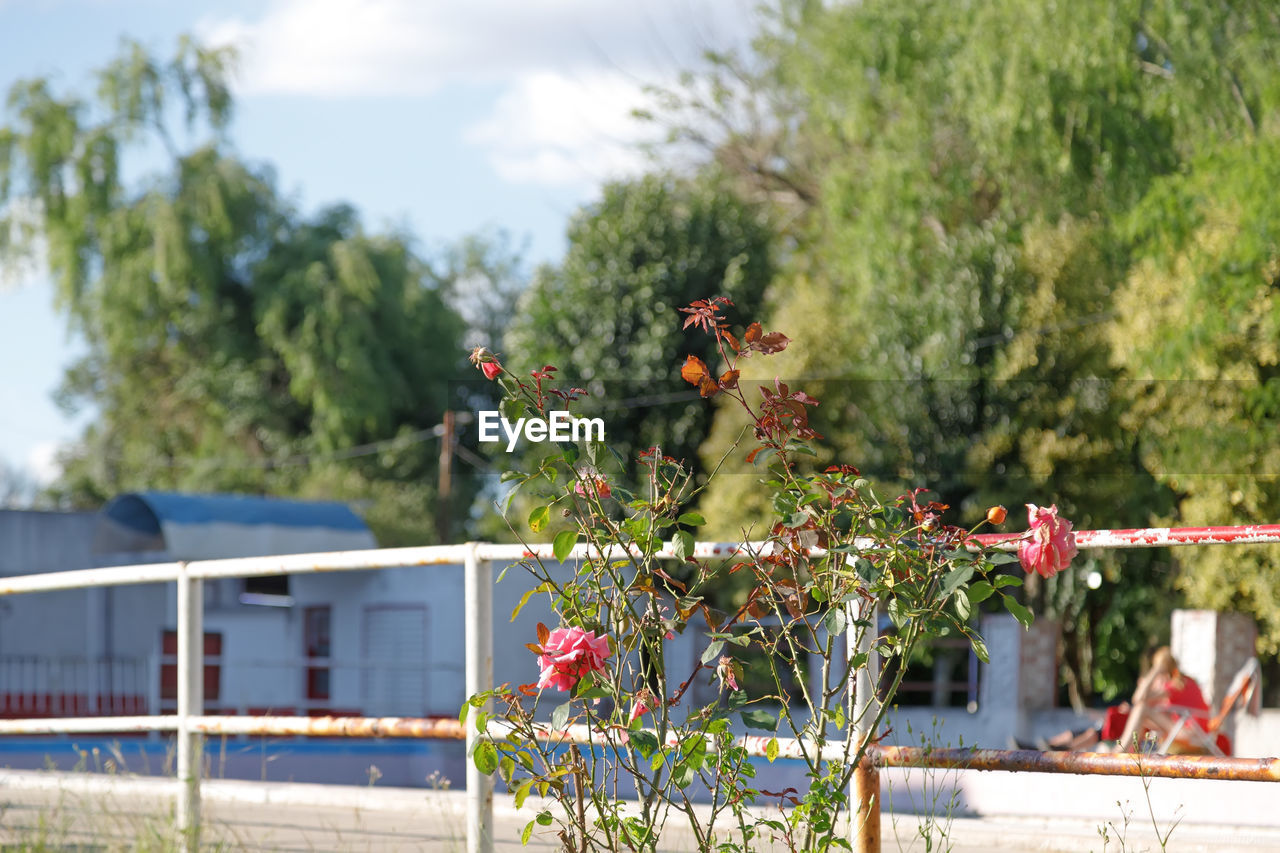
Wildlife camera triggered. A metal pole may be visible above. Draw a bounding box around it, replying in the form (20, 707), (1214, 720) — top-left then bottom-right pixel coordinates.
(465, 543), (494, 853)
(849, 594), (880, 853)
(175, 564), (203, 851)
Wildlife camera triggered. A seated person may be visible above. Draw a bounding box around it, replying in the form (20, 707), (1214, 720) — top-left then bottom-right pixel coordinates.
(1024, 647), (1211, 753)
(1111, 646), (1211, 753)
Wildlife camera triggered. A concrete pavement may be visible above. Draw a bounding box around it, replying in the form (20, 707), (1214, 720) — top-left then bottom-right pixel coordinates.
(5, 768), (1280, 851)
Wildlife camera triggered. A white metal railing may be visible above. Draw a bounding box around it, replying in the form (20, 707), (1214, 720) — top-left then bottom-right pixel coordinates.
(3, 528), (1280, 852)
(0, 655), (149, 716)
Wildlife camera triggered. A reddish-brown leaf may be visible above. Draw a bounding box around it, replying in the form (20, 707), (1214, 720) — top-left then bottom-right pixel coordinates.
(536, 622), (550, 645)
(700, 603), (721, 632)
(525, 643), (544, 655)
(517, 683), (539, 696)
(654, 566), (688, 593)
(680, 355), (710, 386)
(758, 332), (790, 354)
(718, 369), (740, 390)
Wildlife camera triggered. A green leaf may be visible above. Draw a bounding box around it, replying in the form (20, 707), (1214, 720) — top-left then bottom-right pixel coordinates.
(473, 741), (499, 775)
(536, 810), (553, 826)
(629, 730), (659, 758)
(967, 580), (994, 604)
(678, 511), (706, 526)
(499, 755), (515, 784)
(500, 397), (526, 423)
(994, 574), (1023, 588)
(500, 469), (526, 482)
(552, 529), (578, 563)
(672, 761), (696, 788)
(953, 588), (972, 621)
(741, 709), (778, 732)
(988, 551), (1021, 566)
(511, 581), (551, 622)
(560, 442), (579, 466)
(854, 557), (876, 582)
(700, 640), (725, 664)
(551, 701), (572, 731)
(941, 564), (975, 596)
(1003, 594), (1035, 629)
(528, 505), (551, 534)
(766, 737), (779, 763)
(521, 820), (535, 845)
(823, 607), (847, 636)
(969, 633), (990, 664)
(673, 530), (695, 561)
(515, 779), (535, 810)
(886, 598), (906, 629)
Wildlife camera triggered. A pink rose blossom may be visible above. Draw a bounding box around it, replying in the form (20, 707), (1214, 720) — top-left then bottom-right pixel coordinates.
(1018, 503), (1078, 579)
(468, 346), (503, 380)
(717, 655), (740, 692)
(629, 689), (655, 723)
(536, 626), (612, 692)
(574, 471), (612, 500)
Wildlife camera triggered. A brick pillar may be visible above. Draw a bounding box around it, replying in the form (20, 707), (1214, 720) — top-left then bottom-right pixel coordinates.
(980, 613), (1059, 736)
(1171, 610), (1257, 708)
(1018, 617), (1060, 711)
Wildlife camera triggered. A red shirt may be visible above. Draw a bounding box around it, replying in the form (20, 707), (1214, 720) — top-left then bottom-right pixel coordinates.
(1156, 674), (1210, 730)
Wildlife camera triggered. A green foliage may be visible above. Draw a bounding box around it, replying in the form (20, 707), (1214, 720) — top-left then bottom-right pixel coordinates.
(677, 0), (1280, 699)
(502, 173), (773, 474)
(0, 39), (475, 544)
(1109, 138), (1280, 653)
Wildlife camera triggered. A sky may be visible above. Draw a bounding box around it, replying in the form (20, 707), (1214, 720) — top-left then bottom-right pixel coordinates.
(0, 0), (757, 487)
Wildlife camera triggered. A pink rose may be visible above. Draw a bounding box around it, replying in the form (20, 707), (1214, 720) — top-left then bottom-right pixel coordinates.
(536, 626), (611, 692)
(1018, 503), (1077, 579)
(629, 689), (655, 723)
(468, 346), (503, 380)
(717, 655), (741, 692)
(574, 471), (612, 500)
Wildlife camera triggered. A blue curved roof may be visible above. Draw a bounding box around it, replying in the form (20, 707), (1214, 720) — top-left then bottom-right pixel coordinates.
(101, 491), (377, 559)
(119, 492), (369, 531)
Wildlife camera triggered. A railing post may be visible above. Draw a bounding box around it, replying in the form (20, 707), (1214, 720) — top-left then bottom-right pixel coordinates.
(175, 563), (203, 852)
(465, 543), (494, 853)
(849, 595), (881, 853)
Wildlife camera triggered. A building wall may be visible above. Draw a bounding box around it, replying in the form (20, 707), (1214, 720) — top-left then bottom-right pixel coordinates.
(0, 511), (97, 659)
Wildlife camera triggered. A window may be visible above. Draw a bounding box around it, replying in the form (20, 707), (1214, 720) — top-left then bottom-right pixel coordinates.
(304, 606), (332, 701)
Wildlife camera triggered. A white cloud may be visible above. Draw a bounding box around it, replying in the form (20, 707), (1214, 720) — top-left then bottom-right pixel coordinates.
(25, 439), (62, 486)
(198, 0), (757, 188)
(465, 71), (660, 186)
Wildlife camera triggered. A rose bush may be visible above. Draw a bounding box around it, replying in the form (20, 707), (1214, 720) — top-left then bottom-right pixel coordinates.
(464, 300), (1075, 852)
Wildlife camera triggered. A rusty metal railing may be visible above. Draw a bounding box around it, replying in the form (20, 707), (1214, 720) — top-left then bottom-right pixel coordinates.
(2, 525), (1280, 852)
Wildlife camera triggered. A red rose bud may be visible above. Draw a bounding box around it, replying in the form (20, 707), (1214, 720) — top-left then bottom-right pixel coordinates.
(481, 360), (503, 380)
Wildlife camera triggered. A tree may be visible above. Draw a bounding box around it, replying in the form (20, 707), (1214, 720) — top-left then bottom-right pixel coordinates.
(1108, 138), (1280, 657)
(676, 0), (1280, 701)
(0, 39), (475, 545)
(501, 173), (773, 474)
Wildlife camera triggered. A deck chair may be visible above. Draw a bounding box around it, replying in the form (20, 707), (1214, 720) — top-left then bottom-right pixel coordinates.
(1158, 657), (1262, 756)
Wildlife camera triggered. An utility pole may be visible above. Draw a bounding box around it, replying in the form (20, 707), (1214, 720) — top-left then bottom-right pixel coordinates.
(438, 410), (455, 542)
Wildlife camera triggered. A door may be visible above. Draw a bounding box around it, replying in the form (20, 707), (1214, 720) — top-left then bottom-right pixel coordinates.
(362, 606), (427, 716)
